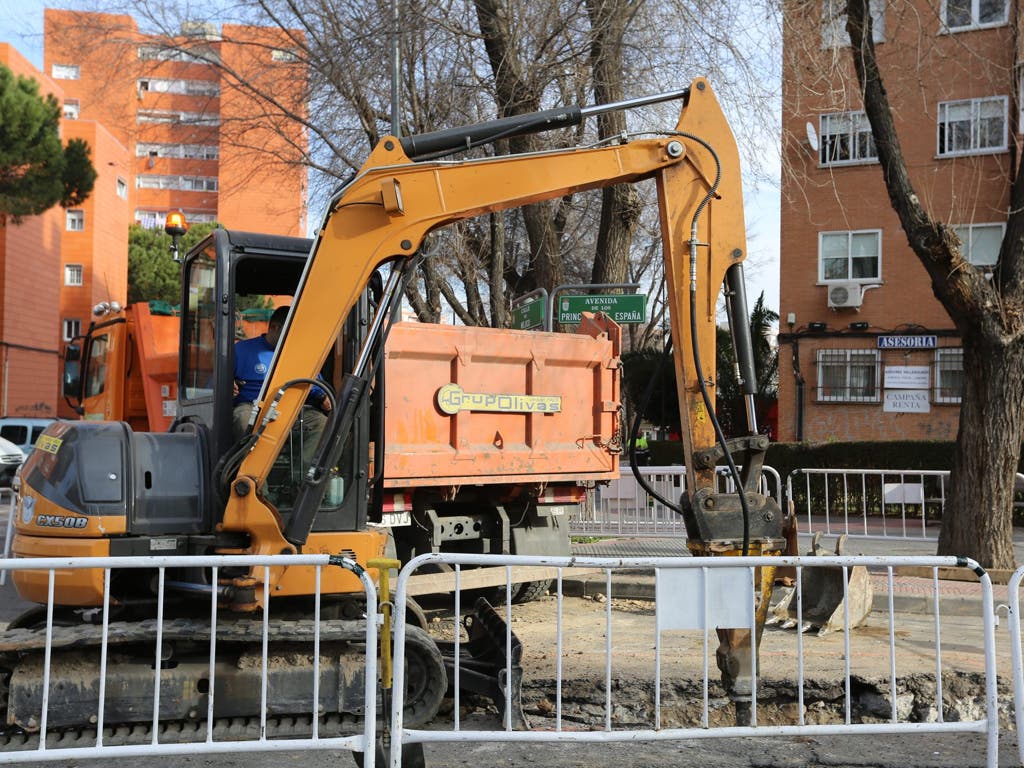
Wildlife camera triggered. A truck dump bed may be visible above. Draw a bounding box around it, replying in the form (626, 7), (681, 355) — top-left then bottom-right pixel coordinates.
(382, 313), (621, 487)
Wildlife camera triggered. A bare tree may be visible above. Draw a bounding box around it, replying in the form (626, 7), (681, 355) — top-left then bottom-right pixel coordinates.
(74, 0), (779, 336)
(827, 0), (1020, 568)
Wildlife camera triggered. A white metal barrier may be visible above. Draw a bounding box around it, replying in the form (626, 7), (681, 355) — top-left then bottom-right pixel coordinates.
(389, 552), (998, 768)
(785, 468), (1018, 542)
(0, 488), (14, 584)
(1004, 566), (1024, 767)
(574, 465), (781, 537)
(0, 554), (379, 765)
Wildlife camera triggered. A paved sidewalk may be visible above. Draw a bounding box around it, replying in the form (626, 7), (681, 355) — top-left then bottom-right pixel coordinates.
(569, 532), (1022, 613)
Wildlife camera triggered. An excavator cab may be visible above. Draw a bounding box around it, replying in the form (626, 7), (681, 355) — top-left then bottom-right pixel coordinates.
(175, 229), (376, 535)
(13, 229), (385, 610)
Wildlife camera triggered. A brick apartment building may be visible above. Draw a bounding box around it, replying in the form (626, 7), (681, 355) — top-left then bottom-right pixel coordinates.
(0, 45), (64, 419)
(0, 9), (309, 418)
(778, 0), (1015, 443)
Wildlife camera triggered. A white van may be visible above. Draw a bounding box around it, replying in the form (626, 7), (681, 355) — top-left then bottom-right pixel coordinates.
(0, 436), (23, 488)
(0, 418), (56, 460)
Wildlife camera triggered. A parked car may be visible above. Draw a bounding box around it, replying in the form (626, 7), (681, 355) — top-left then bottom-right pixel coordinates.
(0, 436), (24, 488)
(0, 418), (56, 460)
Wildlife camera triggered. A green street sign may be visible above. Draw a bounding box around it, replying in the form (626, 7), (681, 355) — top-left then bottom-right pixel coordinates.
(557, 294), (647, 325)
(511, 298), (545, 330)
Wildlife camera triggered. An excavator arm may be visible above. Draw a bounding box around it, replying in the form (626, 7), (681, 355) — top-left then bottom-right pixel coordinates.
(225, 77), (783, 563)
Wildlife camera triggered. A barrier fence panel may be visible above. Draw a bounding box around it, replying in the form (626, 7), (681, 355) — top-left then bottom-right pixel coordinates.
(788, 469), (938, 542)
(0, 489), (14, 585)
(0, 554), (378, 766)
(389, 553), (998, 768)
(1005, 566), (1024, 767)
(574, 465), (781, 538)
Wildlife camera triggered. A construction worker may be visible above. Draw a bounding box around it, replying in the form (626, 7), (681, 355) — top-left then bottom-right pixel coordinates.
(633, 431), (650, 465)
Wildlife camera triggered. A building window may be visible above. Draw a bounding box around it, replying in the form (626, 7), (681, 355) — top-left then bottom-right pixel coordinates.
(136, 143), (220, 160)
(271, 48), (299, 63)
(943, 0), (1008, 31)
(64, 264), (83, 286)
(817, 349), (880, 403)
(66, 210), (85, 232)
(934, 348), (964, 404)
(63, 319), (81, 342)
(937, 96), (1007, 157)
(51, 63), (80, 80)
(62, 99), (80, 120)
(116, 177), (128, 200)
(136, 77), (219, 96)
(820, 111), (877, 166)
(135, 210), (216, 229)
(136, 175), (219, 192)
(137, 45), (211, 64)
(137, 109), (220, 126)
(1020, 71), (1024, 133)
(822, 0), (885, 47)
(819, 230), (881, 282)
(953, 222), (1003, 267)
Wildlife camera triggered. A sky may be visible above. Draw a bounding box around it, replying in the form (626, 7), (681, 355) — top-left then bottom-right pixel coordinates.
(0, 1), (782, 319)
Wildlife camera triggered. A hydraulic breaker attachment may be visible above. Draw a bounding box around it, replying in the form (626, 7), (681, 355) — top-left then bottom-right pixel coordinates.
(435, 597), (527, 730)
(767, 532), (874, 636)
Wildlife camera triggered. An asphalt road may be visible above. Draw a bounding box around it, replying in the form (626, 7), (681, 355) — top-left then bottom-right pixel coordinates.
(0, 731), (1013, 768)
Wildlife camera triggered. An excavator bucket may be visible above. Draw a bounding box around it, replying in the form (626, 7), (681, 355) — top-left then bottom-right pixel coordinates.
(768, 532), (873, 636)
(435, 597), (528, 730)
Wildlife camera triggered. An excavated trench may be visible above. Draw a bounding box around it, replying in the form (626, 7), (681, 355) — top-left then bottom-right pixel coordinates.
(436, 672), (1013, 731)
(522, 672), (1011, 729)
(428, 591), (1013, 733)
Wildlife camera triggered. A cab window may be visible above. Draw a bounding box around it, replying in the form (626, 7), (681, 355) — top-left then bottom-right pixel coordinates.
(84, 334), (110, 398)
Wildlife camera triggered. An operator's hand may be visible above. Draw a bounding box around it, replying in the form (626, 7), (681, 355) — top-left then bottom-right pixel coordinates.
(233, 379), (241, 397)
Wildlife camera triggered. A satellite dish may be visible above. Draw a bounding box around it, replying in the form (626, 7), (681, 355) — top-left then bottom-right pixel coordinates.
(805, 121), (819, 152)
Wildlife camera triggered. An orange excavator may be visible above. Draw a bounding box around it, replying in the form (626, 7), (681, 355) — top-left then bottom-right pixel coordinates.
(8, 77), (783, 737)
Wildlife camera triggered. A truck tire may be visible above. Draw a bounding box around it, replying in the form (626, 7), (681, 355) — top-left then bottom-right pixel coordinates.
(511, 578), (552, 603)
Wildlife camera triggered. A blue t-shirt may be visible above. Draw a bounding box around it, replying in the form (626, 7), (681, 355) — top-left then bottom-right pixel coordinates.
(233, 334), (329, 407)
(233, 335), (275, 405)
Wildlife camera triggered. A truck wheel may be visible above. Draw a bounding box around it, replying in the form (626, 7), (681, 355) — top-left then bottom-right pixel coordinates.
(401, 625), (448, 728)
(512, 578), (552, 604)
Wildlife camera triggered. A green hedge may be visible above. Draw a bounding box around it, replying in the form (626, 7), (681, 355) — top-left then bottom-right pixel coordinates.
(648, 440), (960, 477)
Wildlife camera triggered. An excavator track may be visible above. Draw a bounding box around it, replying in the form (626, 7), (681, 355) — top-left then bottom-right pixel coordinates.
(0, 711), (364, 752)
(0, 615), (447, 747)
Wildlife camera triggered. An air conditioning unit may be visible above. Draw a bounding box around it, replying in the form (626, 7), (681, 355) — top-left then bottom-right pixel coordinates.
(827, 282), (864, 309)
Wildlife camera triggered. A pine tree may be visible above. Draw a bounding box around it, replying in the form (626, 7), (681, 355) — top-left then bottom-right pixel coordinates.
(0, 64), (97, 222)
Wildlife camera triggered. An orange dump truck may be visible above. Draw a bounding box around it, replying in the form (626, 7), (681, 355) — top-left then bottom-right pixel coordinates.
(380, 313), (621, 588)
(62, 273), (621, 599)
(64, 302), (180, 432)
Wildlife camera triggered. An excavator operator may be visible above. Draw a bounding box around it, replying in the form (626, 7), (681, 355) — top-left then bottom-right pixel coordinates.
(233, 305), (332, 467)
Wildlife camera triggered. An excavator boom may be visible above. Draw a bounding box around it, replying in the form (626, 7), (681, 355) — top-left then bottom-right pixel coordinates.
(230, 78), (783, 563)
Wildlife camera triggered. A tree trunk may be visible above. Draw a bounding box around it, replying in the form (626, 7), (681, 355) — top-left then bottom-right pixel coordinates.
(939, 337), (1022, 568)
(473, 0), (565, 295)
(586, 0), (641, 286)
(843, 0), (1024, 569)
(489, 211), (507, 328)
